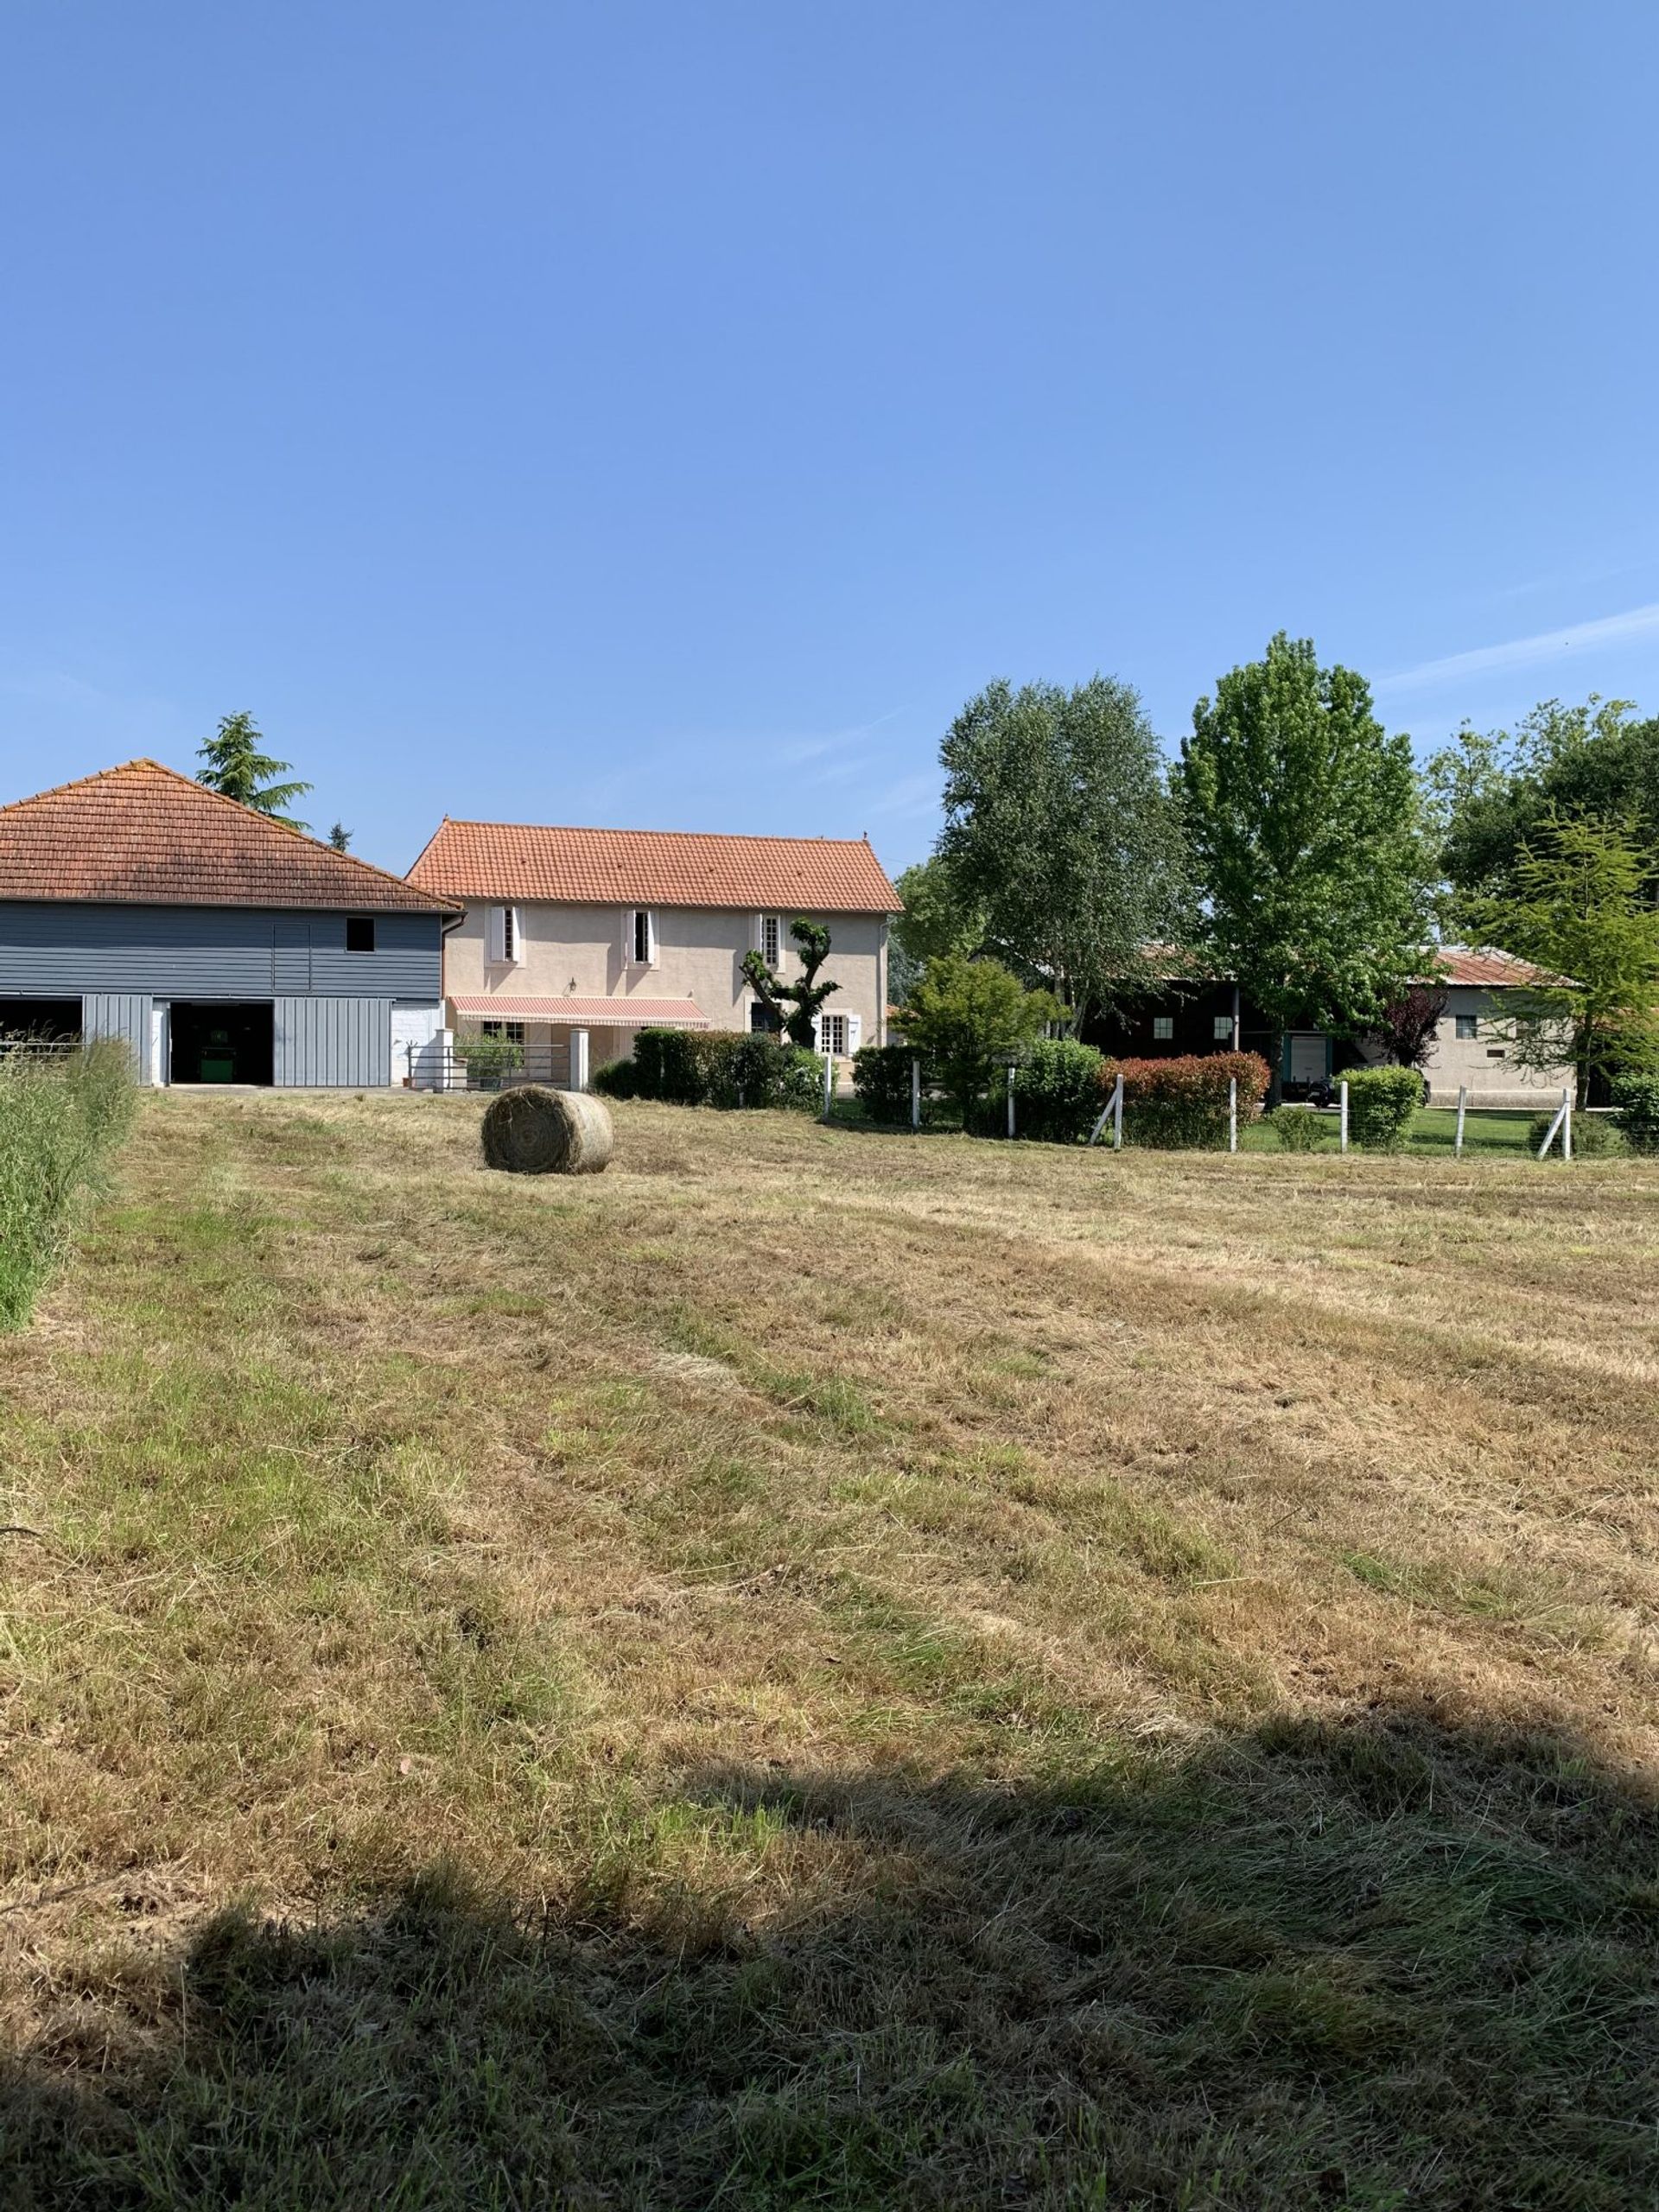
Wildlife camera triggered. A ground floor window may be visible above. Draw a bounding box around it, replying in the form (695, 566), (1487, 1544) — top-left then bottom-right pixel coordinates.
(1212, 1014), (1234, 1041)
(1152, 1014), (1173, 1040)
(820, 1013), (849, 1056)
(480, 1020), (526, 1043)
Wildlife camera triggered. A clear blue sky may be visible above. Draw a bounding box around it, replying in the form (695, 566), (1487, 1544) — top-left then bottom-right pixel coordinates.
(3, 2), (1656, 880)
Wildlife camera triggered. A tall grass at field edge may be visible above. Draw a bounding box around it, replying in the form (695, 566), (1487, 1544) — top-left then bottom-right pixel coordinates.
(0, 1041), (137, 1327)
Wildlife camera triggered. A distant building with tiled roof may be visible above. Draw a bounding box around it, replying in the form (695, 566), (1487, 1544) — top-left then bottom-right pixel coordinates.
(407, 814), (902, 1082)
(0, 760), (455, 1086)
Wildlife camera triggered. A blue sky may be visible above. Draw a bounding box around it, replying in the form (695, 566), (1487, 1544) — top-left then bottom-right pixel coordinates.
(3, 2), (1656, 880)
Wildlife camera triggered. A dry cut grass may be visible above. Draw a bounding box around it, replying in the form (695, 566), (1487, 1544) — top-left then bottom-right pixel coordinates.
(3, 1092), (1657, 2209)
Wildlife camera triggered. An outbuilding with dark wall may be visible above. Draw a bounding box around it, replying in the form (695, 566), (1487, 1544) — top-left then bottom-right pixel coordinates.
(0, 760), (459, 1086)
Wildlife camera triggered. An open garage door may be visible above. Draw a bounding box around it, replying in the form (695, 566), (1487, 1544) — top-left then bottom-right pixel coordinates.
(168, 1002), (275, 1085)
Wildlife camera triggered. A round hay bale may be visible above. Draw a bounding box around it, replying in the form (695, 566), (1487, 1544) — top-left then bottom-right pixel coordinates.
(480, 1085), (613, 1175)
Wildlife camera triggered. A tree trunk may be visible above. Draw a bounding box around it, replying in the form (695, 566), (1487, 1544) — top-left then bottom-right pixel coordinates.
(1265, 1029), (1286, 1109)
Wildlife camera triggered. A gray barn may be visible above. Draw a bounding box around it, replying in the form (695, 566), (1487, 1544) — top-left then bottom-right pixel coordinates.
(0, 760), (457, 1087)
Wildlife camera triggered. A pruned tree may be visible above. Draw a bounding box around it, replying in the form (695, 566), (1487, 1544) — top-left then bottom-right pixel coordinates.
(742, 918), (840, 1050)
(197, 712), (313, 831)
(1367, 984), (1448, 1072)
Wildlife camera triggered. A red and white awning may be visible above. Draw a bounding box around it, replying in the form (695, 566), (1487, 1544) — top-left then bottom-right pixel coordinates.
(447, 995), (711, 1028)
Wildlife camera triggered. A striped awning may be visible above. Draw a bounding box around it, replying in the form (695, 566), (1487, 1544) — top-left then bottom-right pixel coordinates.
(448, 995), (711, 1028)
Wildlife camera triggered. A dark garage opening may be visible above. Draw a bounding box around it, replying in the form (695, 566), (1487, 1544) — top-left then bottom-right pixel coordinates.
(0, 997), (83, 1043)
(169, 1002), (275, 1086)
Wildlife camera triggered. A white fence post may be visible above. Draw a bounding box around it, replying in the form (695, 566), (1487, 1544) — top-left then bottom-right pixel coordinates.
(1454, 1084), (1467, 1157)
(1564, 1092), (1573, 1162)
(822, 1052), (835, 1122)
(911, 1056), (921, 1131)
(1112, 1071), (1124, 1152)
(569, 1028), (590, 1094)
(1537, 1090), (1570, 1160)
(1229, 1077), (1237, 1154)
(1006, 1062), (1016, 1139)
(1338, 1079), (1349, 1154)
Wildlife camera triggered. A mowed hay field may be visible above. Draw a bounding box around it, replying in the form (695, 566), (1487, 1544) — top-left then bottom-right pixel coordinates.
(3, 1094), (1658, 2211)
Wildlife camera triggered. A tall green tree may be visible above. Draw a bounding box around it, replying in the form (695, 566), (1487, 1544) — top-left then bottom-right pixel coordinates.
(938, 676), (1189, 1031)
(1426, 696), (1659, 904)
(1174, 632), (1430, 1096)
(888, 855), (985, 1003)
(741, 918), (840, 1050)
(1463, 809), (1659, 1106)
(197, 712), (313, 831)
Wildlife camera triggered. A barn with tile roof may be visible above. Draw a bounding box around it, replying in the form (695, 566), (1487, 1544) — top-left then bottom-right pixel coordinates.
(0, 760), (458, 1086)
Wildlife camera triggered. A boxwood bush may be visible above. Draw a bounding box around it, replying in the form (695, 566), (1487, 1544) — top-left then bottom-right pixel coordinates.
(1102, 1052), (1271, 1149)
(1611, 1073), (1659, 1154)
(1344, 1065), (1422, 1151)
(853, 1041), (927, 1125)
(1012, 1039), (1105, 1142)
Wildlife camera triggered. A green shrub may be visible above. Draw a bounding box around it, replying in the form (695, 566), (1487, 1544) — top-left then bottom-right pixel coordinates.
(1102, 1052), (1271, 1149)
(1267, 1105), (1330, 1151)
(1611, 1073), (1659, 1154)
(599, 1031), (821, 1113)
(591, 1056), (639, 1100)
(1012, 1039), (1104, 1143)
(897, 956), (1066, 1123)
(454, 1037), (524, 1090)
(1527, 1108), (1624, 1158)
(1343, 1065), (1422, 1151)
(0, 1040), (137, 1330)
(853, 1041), (926, 1125)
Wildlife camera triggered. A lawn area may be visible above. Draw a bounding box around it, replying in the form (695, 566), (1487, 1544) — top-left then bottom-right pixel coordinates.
(3, 1091), (1657, 2209)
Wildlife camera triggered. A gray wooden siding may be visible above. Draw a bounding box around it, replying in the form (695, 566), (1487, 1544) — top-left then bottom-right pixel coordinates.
(81, 992), (152, 1077)
(274, 997), (392, 1087)
(0, 904), (442, 1001)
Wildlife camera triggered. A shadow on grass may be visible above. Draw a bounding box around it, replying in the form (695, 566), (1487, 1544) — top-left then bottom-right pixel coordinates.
(4, 1707), (1656, 2210)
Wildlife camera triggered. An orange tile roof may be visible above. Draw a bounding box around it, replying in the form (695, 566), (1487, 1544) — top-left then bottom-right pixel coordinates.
(0, 760), (457, 912)
(407, 817), (903, 913)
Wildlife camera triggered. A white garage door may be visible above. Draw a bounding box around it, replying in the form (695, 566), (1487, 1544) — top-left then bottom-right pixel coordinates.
(391, 1001), (445, 1087)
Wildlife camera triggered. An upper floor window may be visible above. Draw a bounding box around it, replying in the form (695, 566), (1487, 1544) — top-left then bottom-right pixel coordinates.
(487, 906), (520, 964)
(1213, 1014), (1235, 1041)
(760, 914), (782, 967)
(1455, 1014), (1478, 1039)
(1152, 1014), (1173, 1040)
(627, 908), (656, 966)
(345, 916), (375, 954)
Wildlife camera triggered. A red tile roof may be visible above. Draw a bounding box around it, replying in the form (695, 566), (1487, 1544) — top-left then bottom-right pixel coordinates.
(408, 817), (903, 913)
(0, 760), (457, 912)
(449, 994), (711, 1027)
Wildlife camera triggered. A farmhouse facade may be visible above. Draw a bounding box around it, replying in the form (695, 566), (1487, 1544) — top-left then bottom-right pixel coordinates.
(1088, 946), (1575, 1108)
(405, 817), (901, 1086)
(0, 760), (456, 1086)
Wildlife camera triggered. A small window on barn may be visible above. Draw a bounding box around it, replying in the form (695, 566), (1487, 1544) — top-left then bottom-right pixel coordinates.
(1213, 1014), (1234, 1041)
(1455, 1014), (1478, 1039)
(345, 916), (375, 953)
(1152, 1014), (1173, 1040)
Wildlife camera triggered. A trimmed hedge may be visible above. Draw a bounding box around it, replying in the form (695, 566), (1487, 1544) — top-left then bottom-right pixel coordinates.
(1611, 1073), (1659, 1154)
(1344, 1065), (1422, 1151)
(594, 1028), (821, 1112)
(853, 1042), (926, 1125)
(1013, 1039), (1106, 1143)
(1101, 1052), (1271, 1149)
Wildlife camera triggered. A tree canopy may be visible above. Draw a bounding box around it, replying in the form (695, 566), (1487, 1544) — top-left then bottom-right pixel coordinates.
(937, 677), (1188, 1030)
(888, 855), (984, 1003)
(1426, 696), (1659, 904)
(1462, 809), (1659, 1105)
(1174, 632), (1429, 1080)
(197, 713), (313, 831)
(896, 954), (1065, 1120)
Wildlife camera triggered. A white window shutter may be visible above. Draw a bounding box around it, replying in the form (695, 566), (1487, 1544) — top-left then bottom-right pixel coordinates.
(645, 910), (658, 966)
(810, 1012), (823, 1051)
(752, 912), (766, 954)
(486, 906), (504, 963)
(621, 908), (633, 961)
(847, 1013), (861, 1056)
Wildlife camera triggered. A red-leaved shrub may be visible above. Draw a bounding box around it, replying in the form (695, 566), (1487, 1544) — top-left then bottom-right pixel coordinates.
(1098, 1052), (1270, 1147)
